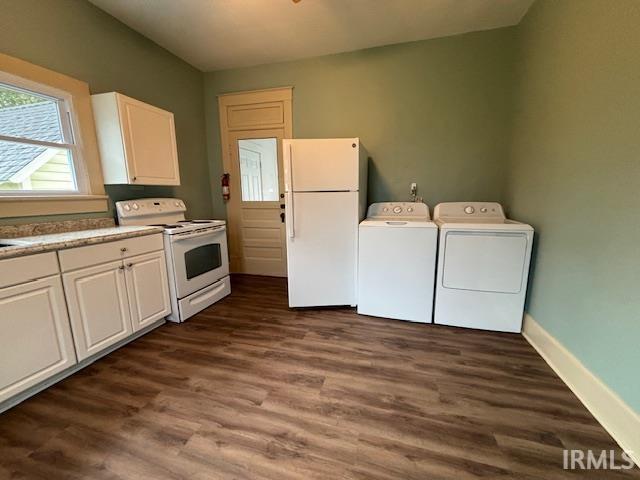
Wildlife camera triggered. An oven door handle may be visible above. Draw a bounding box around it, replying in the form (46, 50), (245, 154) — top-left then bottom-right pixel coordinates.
(170, 227), (224, 242)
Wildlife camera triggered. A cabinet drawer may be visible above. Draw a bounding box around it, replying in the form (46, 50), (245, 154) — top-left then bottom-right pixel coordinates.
(178, 276), (231, 320)
(0, 252), (59, 289)
(58, 234), (164, 272)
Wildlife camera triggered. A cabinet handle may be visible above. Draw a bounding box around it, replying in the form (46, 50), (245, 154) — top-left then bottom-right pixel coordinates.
(132, 176), (137, 181)
(126, 263), (133, 268)
(118, 265), (125, 270)
(120, 247), (128, 252)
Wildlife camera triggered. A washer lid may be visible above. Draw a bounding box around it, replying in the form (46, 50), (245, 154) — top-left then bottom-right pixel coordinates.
(360, 219), (437, 228)
(436, 219), (533, 232)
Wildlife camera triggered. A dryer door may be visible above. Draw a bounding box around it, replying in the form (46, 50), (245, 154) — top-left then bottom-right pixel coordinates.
(442, 231), (528, 293)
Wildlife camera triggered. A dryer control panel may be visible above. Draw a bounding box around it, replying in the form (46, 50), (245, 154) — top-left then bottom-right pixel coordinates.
(366, 202), (430, 220)
(433, 202), (505, 222)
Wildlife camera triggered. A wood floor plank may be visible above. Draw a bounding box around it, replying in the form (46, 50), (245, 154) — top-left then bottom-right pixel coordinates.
(0, 274), (637, 479)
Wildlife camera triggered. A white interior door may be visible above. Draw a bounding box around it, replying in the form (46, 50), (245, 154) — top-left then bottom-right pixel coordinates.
(218, 87), (292, 277)
(287, 191), (358, 307)
(63, 260), (133, 360)
(0, 276), (77, 402)
(228, 129), (287, 277)
(442, 231), (528, 293)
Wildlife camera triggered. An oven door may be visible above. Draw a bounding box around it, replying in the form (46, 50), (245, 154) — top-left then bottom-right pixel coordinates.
(169, 227), (229, 299)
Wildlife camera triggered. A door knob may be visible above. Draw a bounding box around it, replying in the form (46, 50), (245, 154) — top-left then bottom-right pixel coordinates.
(280, 212), (285, 223)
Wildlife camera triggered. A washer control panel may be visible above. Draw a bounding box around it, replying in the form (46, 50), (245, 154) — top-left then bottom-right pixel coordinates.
(433, 202), (505, 221)
(366, 202), (430, 220)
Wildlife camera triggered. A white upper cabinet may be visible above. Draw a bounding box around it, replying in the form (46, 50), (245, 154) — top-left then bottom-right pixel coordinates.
(91, 92), (181, 185)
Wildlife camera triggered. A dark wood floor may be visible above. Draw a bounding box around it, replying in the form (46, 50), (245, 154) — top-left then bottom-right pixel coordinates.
(0, 275), (637, 479)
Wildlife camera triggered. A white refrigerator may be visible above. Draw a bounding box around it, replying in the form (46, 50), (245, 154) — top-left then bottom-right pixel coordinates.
(283, 138), (368, 307)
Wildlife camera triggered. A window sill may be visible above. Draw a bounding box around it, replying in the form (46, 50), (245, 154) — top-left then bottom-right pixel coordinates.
(0, 194), (109, 218)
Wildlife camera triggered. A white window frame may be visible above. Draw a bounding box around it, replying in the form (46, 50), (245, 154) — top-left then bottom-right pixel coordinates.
(0, 70), (91, 196)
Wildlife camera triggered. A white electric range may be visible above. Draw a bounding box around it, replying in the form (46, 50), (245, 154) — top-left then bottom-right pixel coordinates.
(116, 198), (230, 322)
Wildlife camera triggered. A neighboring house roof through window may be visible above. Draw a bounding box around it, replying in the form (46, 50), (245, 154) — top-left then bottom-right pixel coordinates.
(0, 102), (61, 183)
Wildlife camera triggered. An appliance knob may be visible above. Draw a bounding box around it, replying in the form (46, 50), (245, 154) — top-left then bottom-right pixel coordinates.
(480, 207), (488, 213)
(464, 206), (475, 214)
(123, 204), (131, 212)
(407, 207), (413, 213)
(383, 207), (389, 212)
(393, 206), (403, 214)
(132, 203), (139, 210)
(175, 202), (180, 207)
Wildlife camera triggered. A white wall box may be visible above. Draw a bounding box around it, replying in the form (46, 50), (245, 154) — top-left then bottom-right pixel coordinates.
(91, 92), (181, 185)
(0, 253), (77, 403)
(61, 235), (170, 361)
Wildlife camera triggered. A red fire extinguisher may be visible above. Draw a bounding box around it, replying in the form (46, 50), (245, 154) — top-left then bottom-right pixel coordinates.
(221, 173), (230, 201)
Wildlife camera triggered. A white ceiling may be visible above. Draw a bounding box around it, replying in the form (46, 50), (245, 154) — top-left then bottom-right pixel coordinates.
(88, 0), (534, 71)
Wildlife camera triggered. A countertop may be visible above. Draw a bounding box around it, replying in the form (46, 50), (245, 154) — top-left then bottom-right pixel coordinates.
(0, 226), (164, 260)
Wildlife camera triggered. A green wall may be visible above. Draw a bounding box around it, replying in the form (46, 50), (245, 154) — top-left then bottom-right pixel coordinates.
(0, 0), (212, 223)
(1, 0), (636, 414)
(205, 27), (517, 219)
(506, 0), (640, 410)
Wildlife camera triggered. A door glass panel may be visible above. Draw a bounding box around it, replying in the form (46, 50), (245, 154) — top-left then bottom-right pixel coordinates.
(237, 138), (279, 201)
(184, 244), (222, 280)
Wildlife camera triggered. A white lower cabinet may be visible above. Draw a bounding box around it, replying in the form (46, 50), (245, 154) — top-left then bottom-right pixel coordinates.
(0, 275), (77, 403)
(61, 240), (170, 361)
(0, 236), (170, 410)
(63, 260), (133, 361)
(124, 251), (171, 332)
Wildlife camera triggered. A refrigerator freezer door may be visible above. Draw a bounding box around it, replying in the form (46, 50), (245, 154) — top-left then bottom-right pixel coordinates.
(284, 138), (360, 192)
(287, 191), (358, 307)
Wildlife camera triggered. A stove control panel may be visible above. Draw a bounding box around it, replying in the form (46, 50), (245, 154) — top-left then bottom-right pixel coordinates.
(116, 198), (186, 218)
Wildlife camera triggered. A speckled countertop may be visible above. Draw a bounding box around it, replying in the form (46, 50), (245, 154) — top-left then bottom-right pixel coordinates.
(0, 225), (164, 260)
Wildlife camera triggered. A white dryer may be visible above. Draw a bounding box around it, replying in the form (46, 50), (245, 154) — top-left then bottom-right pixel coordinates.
(358, 202), (437, 323)
(433, 202), (534, 333)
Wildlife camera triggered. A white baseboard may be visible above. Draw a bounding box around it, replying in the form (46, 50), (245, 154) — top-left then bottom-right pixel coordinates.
(523, 314), (639, 467)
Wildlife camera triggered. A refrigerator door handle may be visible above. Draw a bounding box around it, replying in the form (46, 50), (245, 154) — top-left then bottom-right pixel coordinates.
(286, 191), (294, 238)
(286, 143), (295, 238)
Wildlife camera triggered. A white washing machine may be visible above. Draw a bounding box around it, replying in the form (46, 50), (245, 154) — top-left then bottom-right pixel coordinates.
(433, 202), (534, 333)
(357, 202), (438, 323)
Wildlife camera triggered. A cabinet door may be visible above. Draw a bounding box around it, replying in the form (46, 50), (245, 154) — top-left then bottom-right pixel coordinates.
(0, 275), (76, 403)
(118, 94), (181, 185)
(63, 261), (133, 361)
(124, 251), (171, 332)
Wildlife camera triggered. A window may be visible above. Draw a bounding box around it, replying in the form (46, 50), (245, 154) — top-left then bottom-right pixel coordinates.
(237, 137), (279, 201)
(0, 78), (81, 193)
